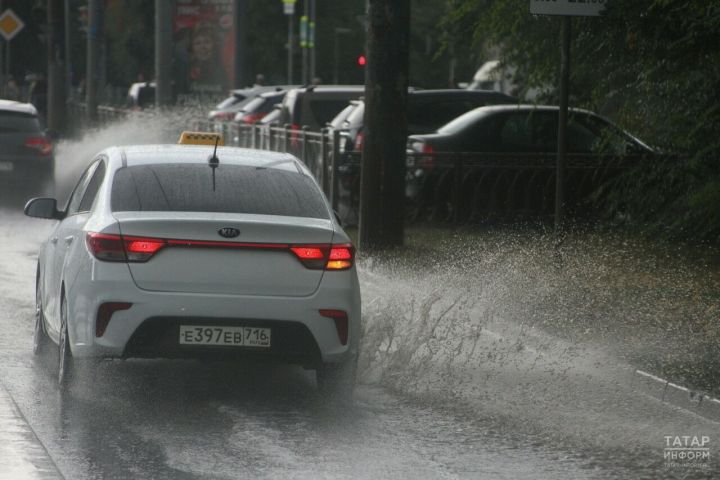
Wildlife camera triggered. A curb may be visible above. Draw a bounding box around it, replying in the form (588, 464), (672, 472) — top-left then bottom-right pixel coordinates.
(633, 369), (720, 423)
(0, 383), (63, 479)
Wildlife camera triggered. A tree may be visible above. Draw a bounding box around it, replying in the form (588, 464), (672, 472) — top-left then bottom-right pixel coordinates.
(444, 0), (720, 241)
(359, 0), (411, 251)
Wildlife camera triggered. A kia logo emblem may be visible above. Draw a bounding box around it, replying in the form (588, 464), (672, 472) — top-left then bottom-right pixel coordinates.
(218, 227), (240, 238)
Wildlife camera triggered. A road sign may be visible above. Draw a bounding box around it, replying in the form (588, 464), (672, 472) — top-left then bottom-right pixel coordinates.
(530, 0), (606, 17)
(0, 9), (24, 41)
(282, 0), (296, 16)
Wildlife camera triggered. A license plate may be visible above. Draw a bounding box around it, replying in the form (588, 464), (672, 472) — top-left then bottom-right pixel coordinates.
(0, 162), (13, 172)
(179, 326), (271, 348)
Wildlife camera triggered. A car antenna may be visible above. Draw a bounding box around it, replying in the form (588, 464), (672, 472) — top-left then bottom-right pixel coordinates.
(208, 136), (220, 191)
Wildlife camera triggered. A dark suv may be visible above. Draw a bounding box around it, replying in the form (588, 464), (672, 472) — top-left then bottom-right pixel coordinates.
(0, 100), (54, 200)
(278, 86), (365, 130)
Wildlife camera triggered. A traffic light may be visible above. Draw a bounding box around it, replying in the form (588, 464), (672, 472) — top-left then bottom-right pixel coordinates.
(357, 54), (366, 66)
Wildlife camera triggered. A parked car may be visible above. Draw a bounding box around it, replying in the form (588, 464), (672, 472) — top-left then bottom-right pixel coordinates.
(24, 132), (361, 399)
(233, 90), (289, 124)
(337, 89), (517, 153)
(258, 104), (282, 126)
(126, 82), (156, 109)
(332, 90), (517, 224)
(407, 105), (653, 155)
(208, 86), (295, 121)
(278, 85), (364, 131)
(0, 100), (54, 198)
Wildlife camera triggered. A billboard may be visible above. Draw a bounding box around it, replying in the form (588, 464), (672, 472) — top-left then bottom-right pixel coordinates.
(174, 0), (234, 95)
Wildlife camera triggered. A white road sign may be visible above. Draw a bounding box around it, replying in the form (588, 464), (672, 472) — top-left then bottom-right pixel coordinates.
(530, 0), (606, 17)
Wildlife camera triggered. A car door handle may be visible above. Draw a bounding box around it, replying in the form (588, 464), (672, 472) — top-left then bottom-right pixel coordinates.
(50, 237), (58, 245)
(64, 236), (74, 245)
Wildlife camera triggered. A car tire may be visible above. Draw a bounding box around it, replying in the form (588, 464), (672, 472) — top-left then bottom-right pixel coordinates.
(58, 297), (74, 389)
(316, 356), (357, 402)
(33, 273), (49, 356)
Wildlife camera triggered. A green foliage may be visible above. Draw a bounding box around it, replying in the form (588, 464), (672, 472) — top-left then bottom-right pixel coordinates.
(444, 0), (720, 242)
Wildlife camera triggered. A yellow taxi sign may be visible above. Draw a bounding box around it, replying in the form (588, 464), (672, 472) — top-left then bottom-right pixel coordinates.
(178, 131), (224, 146)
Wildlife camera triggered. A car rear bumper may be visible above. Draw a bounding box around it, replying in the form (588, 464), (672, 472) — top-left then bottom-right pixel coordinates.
(65, 260), (361, 366)
(123, 317), (322, 366)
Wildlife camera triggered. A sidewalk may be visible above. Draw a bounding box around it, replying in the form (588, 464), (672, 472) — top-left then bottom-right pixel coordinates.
(0, 383), (62, 480)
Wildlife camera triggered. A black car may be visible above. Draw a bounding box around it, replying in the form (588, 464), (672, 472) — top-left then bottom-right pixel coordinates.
(0, 100), (54, 200)
(407, 105), (653, 155)
(338, 89), (518, 153)
(279, 86), (365, 131)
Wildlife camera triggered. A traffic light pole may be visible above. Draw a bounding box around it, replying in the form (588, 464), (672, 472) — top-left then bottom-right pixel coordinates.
(555, 15), (570, 233)
(47, 0), (65, 132)
(155, 0), (172, 107)
(86, 0), (102, 122)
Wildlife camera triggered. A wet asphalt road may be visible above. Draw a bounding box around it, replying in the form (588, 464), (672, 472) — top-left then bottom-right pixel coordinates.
(0, 198), (718, 479)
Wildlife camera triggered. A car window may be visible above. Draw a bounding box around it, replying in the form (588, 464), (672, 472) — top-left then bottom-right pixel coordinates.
(66, 161), (100, 215)
(111, 164), (329, 219)
(0, 112), (41, 133)
(239, 96), (266, 114)
(437, 109), (486, 135)
(531, 112), (558, 153)
(308, 99), (355, 127)
(575, 114), (641, 155)
(499, 113), (534, 152)
(215, 95), (244, 110)
(409, 100), (479, 133)
(78, 161), (107, 213)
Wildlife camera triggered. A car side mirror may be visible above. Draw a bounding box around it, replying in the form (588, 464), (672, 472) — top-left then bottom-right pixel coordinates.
(24, 197), (60, 220)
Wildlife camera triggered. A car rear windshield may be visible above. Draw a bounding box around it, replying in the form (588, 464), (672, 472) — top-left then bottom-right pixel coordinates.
(111, 163), (329, 219)
(0, 112), (41, 133)
(309, 99), (355, 126)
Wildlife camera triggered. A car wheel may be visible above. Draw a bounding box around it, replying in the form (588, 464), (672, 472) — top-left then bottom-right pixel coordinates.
(33, 274), (49, 355)
(58, 297), (74, 388)
(316, 356), (357, 402)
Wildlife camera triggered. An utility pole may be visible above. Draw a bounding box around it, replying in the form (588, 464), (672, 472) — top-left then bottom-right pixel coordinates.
(358, 0), (410, 251)
(555, 16), (571, 233)
(86, 0), (102, 123)
(64, 0), (72, 99)
(309, 0), (316, 82)
(155, 0), (172, 107)
(232, 0), (247, 88)
(282, 0), (296, 84)
(47, 0), (65, 133)
(0, 1), (4, 94)
(301, 0), (308, 84)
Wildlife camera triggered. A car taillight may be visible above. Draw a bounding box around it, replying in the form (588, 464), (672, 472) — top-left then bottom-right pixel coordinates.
(86, 232), (166, 262)
(319, 309), (349, 345)
(354, 131), (364, 151)
(96, 302), (132, 337)
(327, 245), (354, 270)
(211, 111), (235, 121)
(242, 112), (265, 124)
(290, 243), (355, 270)
(24, 137), (52, 156)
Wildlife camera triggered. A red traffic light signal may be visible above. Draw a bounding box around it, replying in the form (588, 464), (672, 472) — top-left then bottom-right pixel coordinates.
(357, 54), (366, 66)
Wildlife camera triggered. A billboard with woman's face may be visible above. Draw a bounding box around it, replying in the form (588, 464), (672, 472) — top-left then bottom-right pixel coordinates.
(174, 0), (234, 95)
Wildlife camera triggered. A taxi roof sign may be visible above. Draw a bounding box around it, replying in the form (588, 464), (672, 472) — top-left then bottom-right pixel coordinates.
(178, 131), (224, 146)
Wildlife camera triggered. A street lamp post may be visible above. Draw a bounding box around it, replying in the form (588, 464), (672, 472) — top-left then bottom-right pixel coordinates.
(282, 0), (296, 84)
(333, 27), (351, 84)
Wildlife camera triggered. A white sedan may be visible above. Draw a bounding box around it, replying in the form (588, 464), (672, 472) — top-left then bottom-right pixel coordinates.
(25, 133), (361, 398)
